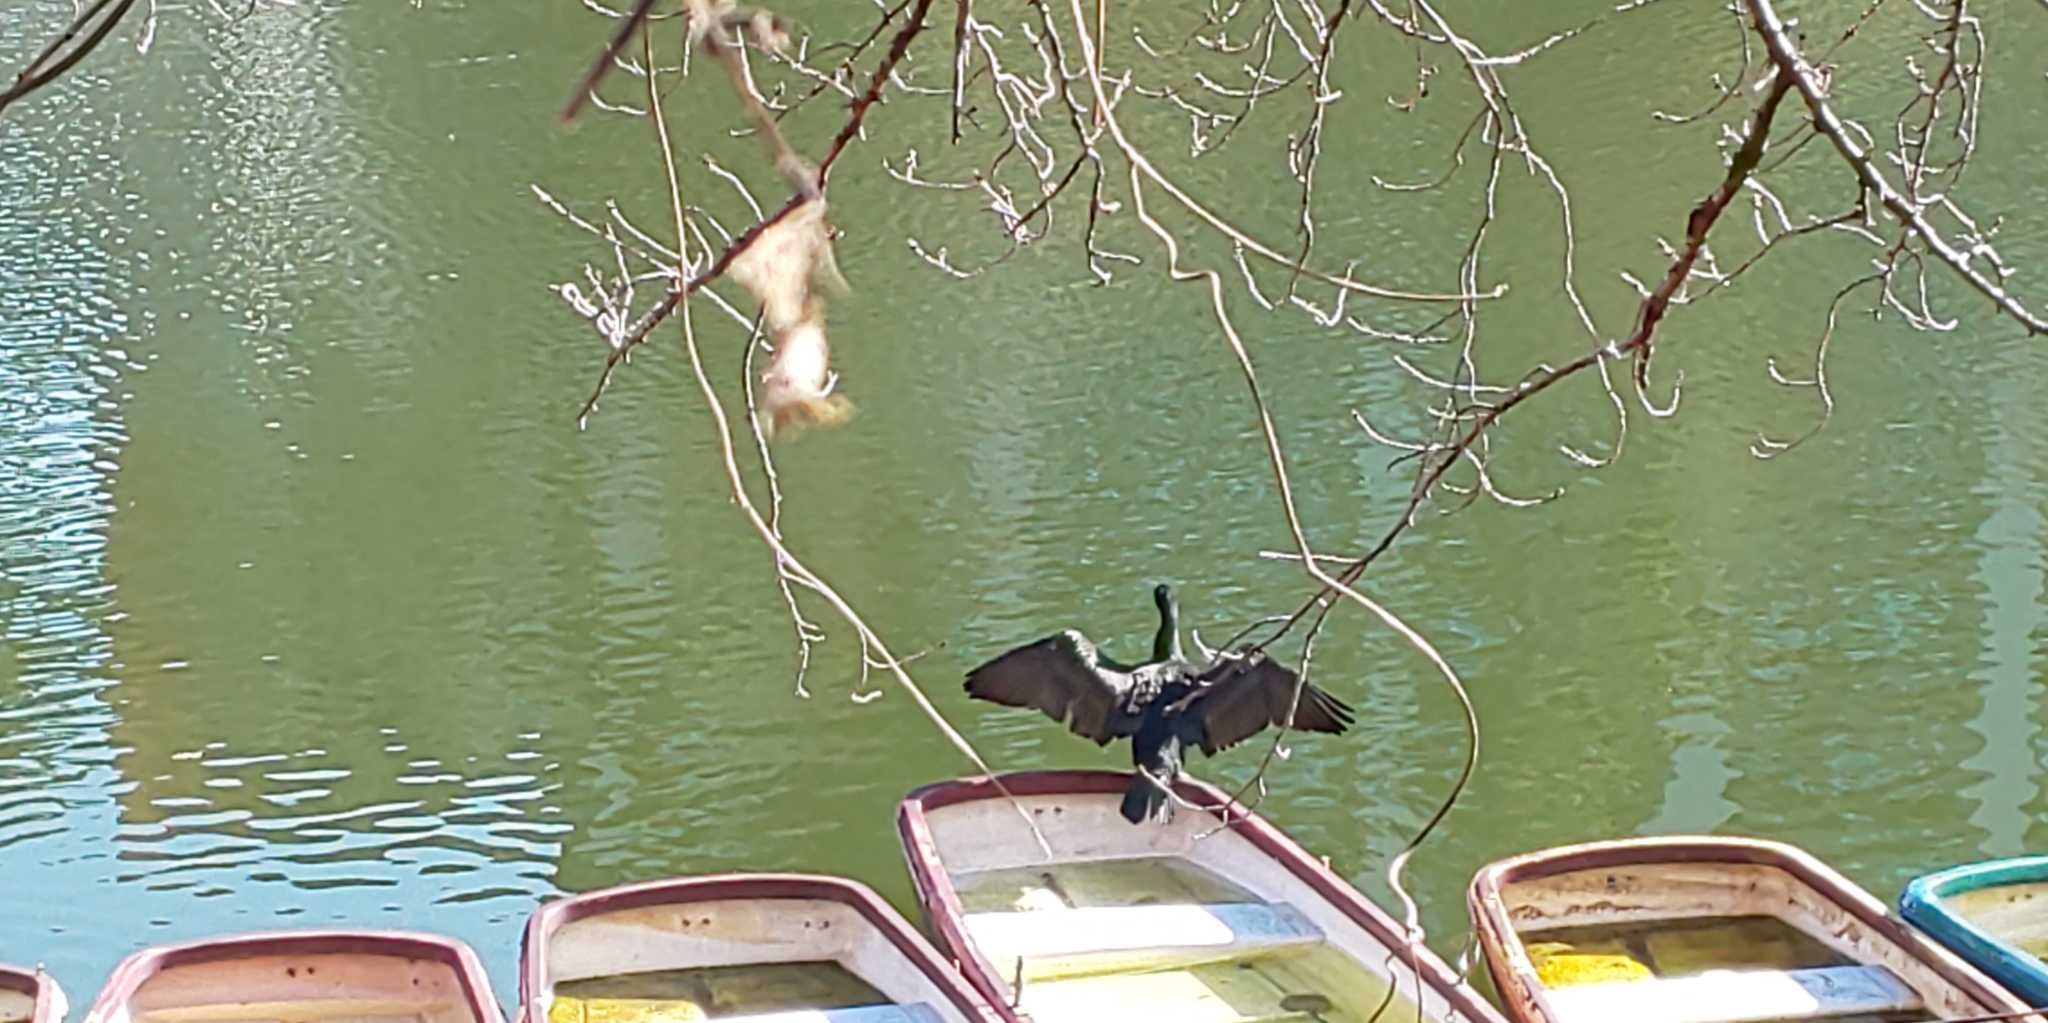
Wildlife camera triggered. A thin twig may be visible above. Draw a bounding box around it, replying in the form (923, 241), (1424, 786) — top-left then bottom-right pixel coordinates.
(0, 0), (140, 118)
(1747, 0), (2044, 333)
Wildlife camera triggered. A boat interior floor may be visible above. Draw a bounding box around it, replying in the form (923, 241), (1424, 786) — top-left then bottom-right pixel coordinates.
(1946, 882), (2048, 960)
(549, 963), (940, 1023)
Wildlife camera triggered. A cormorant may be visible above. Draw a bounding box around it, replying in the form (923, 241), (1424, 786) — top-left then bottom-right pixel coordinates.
(963, 584), (1354, 825)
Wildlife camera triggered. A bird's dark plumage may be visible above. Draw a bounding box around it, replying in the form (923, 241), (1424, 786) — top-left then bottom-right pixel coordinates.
(1183, 652), (1354, 756)
(962, 630), (1140, 746)
(963, 584), (1355, 825)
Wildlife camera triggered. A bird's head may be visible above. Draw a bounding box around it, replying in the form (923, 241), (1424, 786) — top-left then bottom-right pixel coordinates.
(1153, 583), (1174, 611)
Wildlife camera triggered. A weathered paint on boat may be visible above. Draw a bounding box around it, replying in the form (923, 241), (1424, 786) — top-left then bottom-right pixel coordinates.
(82, 930), (504, 1023)
(1901, 855), (2048, 1007)
(0, 964), (65, 1023)
(896, 769), (1508, 1023)
(517, 873), (1005, 1023)
(1469, 835), (2044, 1023)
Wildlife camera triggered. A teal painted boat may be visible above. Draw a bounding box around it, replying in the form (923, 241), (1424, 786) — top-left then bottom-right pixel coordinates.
(1901, 856), (2048, 1007)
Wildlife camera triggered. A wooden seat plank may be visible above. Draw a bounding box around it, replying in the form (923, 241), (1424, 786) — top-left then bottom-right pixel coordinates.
(140, 1000), (446, 1023)
(962, 902), (1321, 980)
(716, 1005), (942, 1023)
(1541, 964), (1921, 1023)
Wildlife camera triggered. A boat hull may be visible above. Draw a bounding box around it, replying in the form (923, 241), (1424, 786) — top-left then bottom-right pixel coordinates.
(517, 873), (1004, 1023)
(896, 769), (1507, 1023)
(82, 930), (504, 1023)
(0, 964), (65, 1023)
(1901, 855), (2048, 1007)
(1469, 835), (2043, 1023)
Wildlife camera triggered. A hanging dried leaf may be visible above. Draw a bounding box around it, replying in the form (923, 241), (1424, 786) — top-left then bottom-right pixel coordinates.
(730, 199), (852, 439)
(729, 201), (831, 332)
(760, 320), (853, 435)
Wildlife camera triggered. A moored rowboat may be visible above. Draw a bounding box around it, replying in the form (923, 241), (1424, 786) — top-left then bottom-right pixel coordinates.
(1901, 856), (2048, 1007)
(518, 873), (1004, 1023)
(1468, 835), (2044, 1023)
(82, 930), (504, 1023)
(0, 964), (65, 1023)
(896, 769), (1507, 1023)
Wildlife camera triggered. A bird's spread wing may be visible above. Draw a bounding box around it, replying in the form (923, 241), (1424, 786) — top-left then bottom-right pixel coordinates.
(1189, 653), (1356, 755)
(963, 630), (1141, 745)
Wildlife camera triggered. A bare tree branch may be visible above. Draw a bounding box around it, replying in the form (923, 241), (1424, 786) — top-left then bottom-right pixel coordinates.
(0, 0), (139, 119)
(1747, 0), (2045, 334)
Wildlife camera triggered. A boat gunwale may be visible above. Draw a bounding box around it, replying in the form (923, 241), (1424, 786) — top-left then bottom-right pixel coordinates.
(1466, 835), (2044, 1023)
(1899, 855), (2048, 1007)
(0, 963), (63, 1023)
(81, 929), (505, 1023)
(895, 768), (1508, 1023)
(516, 872), (1008, 1023)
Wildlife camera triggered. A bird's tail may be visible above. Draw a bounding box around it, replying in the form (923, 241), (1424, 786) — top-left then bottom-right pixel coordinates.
(1121, 771), (1173, 825)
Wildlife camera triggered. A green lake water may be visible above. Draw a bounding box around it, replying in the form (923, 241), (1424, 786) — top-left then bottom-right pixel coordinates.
(6, 0), (2048, 1010)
